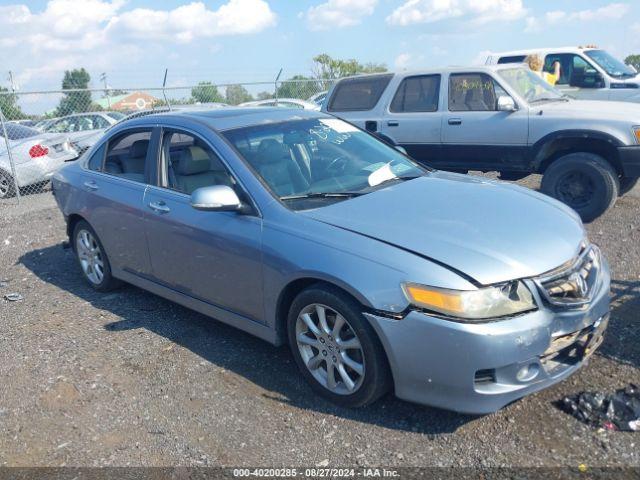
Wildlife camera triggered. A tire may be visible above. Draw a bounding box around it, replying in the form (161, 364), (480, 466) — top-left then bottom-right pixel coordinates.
(619, 176), (639, 196)
(541, 153), (619, 223)
(287, 284), (391, 408)
(72, 220), (121, 292)
(0, 169), (16, 199)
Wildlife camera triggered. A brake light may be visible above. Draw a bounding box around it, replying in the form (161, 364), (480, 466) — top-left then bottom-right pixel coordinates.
(29, 145), (49, 158)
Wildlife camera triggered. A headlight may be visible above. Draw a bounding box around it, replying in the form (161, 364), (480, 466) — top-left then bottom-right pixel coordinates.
(633, 126), (640, 144)
(402, 281), (536, 321)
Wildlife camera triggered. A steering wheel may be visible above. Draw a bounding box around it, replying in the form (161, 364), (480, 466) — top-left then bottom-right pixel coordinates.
(326, 155), (350, 176)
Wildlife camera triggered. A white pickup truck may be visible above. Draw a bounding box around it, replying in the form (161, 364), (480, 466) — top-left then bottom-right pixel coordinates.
(486, 46), (640, 103)
(322, 64), (640, 221)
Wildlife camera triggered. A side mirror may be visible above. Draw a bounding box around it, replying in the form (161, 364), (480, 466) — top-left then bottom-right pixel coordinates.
(497, 95), (517, 112)
(395, 145), (408, 155)
(571, 70), (605, 89)
(190, 185), (242, 212)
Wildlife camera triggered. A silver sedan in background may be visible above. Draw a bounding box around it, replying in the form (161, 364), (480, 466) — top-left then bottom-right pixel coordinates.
(51, 108), (610, 413)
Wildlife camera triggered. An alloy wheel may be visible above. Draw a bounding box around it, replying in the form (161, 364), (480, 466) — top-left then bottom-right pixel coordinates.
(76, 229), (105, 285)
(295, 303), (365, 395)
(0, 173), (11, 198)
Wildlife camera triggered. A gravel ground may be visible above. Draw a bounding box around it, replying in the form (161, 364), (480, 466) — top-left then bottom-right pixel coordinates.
(0, 179), (638, 468)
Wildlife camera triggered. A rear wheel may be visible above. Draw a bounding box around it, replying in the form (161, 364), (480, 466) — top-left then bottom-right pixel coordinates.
(541, 153), (619, 222)
(72, 220), (121, 292)
(619, 176), (639, 196)
(0, 170), (16, 199)
(287, 285), (391, 407)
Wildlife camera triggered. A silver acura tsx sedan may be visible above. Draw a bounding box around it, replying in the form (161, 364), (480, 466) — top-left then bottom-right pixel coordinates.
(51, 108), (610, 414)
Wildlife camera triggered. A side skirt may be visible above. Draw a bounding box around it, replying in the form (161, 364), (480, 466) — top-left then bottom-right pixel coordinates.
(114, 268), (279, 345)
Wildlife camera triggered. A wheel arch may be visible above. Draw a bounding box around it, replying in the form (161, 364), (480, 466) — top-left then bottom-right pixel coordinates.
(531, 130), (624, 175)
(274, 276), (374, 345)
(66, 213), (89, 245)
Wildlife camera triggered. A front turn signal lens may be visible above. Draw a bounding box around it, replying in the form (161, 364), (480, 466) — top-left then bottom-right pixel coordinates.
(633, 126), (640, 145)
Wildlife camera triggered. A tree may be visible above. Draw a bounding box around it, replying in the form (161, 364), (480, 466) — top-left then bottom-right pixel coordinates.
(57, 68), (92, 116)
(624, 54), (640, 72)
(191, 81), (224, 103)
(256, 91), (274, 100)
(0, 87), (25, 120)
(225, 84), (253, 105)
(311, 53), (387, 88)
(277, 75), (319, 99)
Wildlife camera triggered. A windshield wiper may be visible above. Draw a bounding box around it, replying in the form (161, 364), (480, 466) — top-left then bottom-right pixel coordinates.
(280, 192), (364, 201)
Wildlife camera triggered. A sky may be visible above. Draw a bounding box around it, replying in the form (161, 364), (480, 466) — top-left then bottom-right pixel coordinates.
(1, 0), (640, 107)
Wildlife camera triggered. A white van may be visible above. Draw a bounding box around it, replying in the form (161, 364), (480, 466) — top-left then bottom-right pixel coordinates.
(486, 47), (640, 103)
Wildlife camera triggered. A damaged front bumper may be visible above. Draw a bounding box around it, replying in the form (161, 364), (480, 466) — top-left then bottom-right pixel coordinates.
(365, 259), (611, 415)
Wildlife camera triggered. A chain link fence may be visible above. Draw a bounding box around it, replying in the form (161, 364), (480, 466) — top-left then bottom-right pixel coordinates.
(0, 78), (335, 207)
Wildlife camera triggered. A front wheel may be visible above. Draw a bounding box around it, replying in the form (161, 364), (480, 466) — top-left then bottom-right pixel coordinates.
(287, 285), (391, 407)
(541, 153), (619, 223)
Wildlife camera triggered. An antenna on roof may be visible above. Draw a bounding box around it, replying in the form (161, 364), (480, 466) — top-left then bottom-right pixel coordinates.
(162, 68), (171, 111)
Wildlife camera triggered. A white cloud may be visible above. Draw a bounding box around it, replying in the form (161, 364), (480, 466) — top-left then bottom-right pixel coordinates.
(386, 0), (527, 27)
(526, 3), (629, 32)
(1, 0), (277, 89)
(108, 0), (277, 42)
(394, 53), (412, 69)
(306, 0), (377, 31)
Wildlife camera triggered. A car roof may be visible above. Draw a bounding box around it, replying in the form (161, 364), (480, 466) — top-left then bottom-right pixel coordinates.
(119, 107), (327, 131)
(489, 46), (597, 58)
(336, 64), (516, 81)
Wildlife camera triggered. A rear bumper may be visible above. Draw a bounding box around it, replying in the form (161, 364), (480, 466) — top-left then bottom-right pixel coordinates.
(365, 260), (611, 415)
(14, 157), (65, 188)
(617, 146), (640, 178)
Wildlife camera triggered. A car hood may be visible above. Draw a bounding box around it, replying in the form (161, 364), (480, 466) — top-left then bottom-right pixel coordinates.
(537, 99), (640, 120)
(301, 172), (585, 285)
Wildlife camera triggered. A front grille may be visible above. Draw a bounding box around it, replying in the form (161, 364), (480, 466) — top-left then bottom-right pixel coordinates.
(534, 245), (600, 307)
(474, 369), (496, 385)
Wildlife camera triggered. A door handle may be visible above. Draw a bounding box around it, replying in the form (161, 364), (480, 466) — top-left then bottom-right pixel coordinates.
(448, 118), (462, 126)
(387, 120), (399, 127)
(149, 201), (170, 214)
(83, 180), (98, 191)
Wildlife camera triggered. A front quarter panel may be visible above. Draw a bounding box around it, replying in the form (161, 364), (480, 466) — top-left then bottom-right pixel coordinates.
(260, 206), (476, 331)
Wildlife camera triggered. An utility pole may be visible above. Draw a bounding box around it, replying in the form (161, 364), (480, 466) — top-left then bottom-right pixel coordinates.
(100, 72), (111, 108)
(8, 71), (16, 92)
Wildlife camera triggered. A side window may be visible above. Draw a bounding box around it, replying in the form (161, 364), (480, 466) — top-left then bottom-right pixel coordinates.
(327, 74), (393, 112)
(390, 75), (440, 113)
(92, 115), (110, 129)
(160, 131), (235, 196)
(87, 144), (106, 171)
(103, 130), (152, 183)
(449, 73), (501, 112)
(544, 53), (595, 86)
(498, 55), (526, 64)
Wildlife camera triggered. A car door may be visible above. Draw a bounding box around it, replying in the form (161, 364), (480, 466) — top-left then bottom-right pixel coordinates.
(544, 53), (609, 100)
(441, 71), (529, 171)
(80, 127), (158, 276)
(378, 74), (443, 165)
(143, 127), (264, 322)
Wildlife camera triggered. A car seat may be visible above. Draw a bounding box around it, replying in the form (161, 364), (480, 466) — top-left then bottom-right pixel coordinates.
(253, 139), (309, 196)
(174, 146), (228, 195)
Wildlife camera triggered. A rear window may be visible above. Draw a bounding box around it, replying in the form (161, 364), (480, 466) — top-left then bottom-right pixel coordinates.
(327, 74), (393, 112)
(498, 55), (526, 64)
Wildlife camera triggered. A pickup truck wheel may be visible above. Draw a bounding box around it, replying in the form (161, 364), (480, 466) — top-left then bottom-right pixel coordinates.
(541, 153), (619, 223)
(0, 170), (16, 199)
(619, 176), (639, 196)
(287, 285), (391, 408)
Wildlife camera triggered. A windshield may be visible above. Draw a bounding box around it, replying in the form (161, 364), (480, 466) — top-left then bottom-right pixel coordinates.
(0, 123), (40, 140)
(498, 68), (565, 103)
(585, 50), (636, 78)
(106, 112), (125, 120)
(223, 118), (426, 210)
